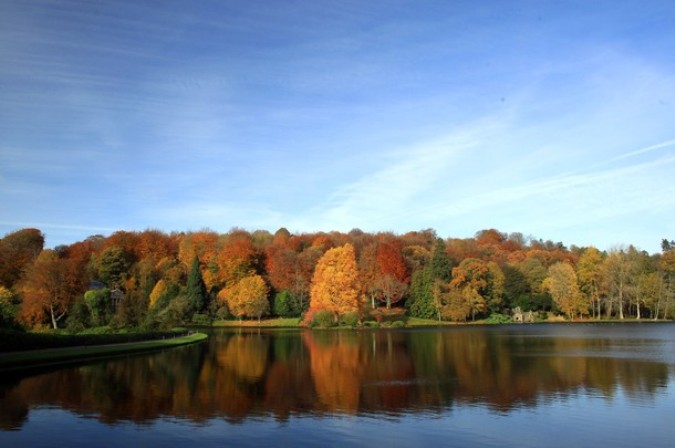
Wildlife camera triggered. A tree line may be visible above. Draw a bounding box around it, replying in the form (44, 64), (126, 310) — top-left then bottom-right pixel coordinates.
(0, 227), (673, 331)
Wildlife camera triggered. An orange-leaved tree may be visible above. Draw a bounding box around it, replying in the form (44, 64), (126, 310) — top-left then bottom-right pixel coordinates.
(309, 243), (360, 322)
(20, 250), (88, 329)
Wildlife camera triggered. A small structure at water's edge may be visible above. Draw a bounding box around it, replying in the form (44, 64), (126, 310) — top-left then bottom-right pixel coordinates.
(512, 307), (536, 323)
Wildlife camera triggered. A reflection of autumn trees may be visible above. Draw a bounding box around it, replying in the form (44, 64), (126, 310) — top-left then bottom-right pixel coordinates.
(0, 328), (671, 430)
(304, 331), (364, 413)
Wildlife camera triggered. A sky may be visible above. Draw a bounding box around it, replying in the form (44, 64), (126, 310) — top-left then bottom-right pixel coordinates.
(1, 0), (674, 254)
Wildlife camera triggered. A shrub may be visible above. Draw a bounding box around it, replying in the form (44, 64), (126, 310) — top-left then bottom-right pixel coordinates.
(310, 309), (335, 328)
(341, 311), (360, 328)
(216, 305), (231, 320)
(191, 313), (211, 326)
(485, 313), (512, 324)
(0, 299), (23, 332)
(391, 320), (406, 329)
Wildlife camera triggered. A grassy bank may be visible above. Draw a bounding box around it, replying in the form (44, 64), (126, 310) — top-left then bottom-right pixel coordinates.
(0, 332), (208, 372)
(0, 328), (192, 353)
(212, 316), (455, 328)
(213, 317), (301, 328)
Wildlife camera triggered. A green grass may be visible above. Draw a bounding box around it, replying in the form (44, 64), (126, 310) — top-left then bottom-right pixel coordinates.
(213, 317), (301, 328)
(406, 317), (453, 326)
(212, 316), (457, 328)
(0, 328), (189, 352)
(0, 332), (208, 372)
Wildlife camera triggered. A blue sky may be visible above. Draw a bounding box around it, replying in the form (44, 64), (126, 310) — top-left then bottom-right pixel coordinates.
(1, 0), (674, 253)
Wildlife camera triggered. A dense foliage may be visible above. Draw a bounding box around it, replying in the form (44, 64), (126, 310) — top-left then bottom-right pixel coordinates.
(0, 226), (673, 332)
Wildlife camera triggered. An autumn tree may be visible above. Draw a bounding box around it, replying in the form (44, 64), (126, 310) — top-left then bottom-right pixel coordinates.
(602, 247), (640, 319)
(219, 275), (270, 322)
(636, 272), (661, 320)
(217, 229), (258, 287)
(309, 243), (361, 322)
(658, 244), (675, 319)
(374, 236), (409, 309)
(358, 243), (379, 309)
(149, 279), (168, 308)
(576, 247), (604, 318)
(450, 258), (497, 320)
(358, 238), (408, 310)
(543, 262), (585, 319)
(374, 275), (408, 310)
(20, 250), (88, 329)
(177, 230), (220, 268)
(442, 285), (478, 322)
(0, 228), (45, 288)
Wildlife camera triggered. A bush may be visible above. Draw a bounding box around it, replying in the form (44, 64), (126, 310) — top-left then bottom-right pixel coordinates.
(391, 320), (406, 328)
(191, 313), (211, 326)
(310, 310), (335, 328)
(216, 305), (231, 320)
(485, 313), (512, 324)
(341, 312), (360, 328)
(0, 299), (23, 332)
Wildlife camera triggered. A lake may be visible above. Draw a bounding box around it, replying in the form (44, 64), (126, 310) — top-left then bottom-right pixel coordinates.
(1, 323), (674, 447)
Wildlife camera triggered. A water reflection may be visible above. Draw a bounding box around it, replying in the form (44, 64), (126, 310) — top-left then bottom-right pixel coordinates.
(0, 324), (672, 429)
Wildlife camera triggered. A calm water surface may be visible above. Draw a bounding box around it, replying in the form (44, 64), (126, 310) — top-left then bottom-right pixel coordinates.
(1, 323), (674, 447)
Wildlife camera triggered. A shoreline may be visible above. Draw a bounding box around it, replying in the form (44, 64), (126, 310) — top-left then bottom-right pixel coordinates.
(0, 332), (208, 372)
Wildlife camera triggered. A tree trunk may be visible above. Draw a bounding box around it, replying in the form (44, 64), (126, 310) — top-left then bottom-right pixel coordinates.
(618, 277), (625, 320)
(51, 308), (58, 329)
(50, 304), (65, 330)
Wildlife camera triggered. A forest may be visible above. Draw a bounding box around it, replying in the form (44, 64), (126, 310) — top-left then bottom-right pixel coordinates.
(0, 227), (673, 332)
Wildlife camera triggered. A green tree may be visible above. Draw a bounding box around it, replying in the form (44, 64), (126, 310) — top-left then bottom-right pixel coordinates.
(502, 264), (531, 310)
(186, 256), (208, 317)
(66, 297), (91, 332)
(0, 286), (22, 331)
(406, 267), (437, 319)
(430, 238), (452, 281)
(273, 290), (299, 317)
(84, 288), (114, 326)
(97, 246), (130, 288)
(485, 261), (505, 313)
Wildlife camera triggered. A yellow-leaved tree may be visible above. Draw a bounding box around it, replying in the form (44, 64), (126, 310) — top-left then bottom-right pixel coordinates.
(543, 262), (585, 319)
(309, 243), (361, 322)
(218, 275), (269, 322)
